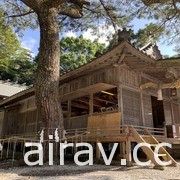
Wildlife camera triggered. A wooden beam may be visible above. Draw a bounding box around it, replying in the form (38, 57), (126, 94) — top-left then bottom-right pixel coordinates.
(71, 102), (89, 110)
(156, 59), (180, 68)
(60, 83), (116, 101)
(166, 68), (179, 79)
(140, 79), (180, 90)
(89, 94), (93, 116)
(117, 84), (122, 113)
(140, 82), (158, 90)
(93, 97), (116, 105)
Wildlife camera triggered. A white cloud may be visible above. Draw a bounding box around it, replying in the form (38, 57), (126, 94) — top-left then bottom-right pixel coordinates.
(64, 24), (115, 46)
(64, 31), (77, 38)
(21, 38), (37, 57)
(82, 24), (115, 46)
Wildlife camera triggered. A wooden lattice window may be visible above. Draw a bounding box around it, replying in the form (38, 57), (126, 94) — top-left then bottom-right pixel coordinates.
(122, 88), (142, 126)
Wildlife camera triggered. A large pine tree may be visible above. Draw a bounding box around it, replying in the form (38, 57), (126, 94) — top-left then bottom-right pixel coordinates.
(1, 0), (179, 135)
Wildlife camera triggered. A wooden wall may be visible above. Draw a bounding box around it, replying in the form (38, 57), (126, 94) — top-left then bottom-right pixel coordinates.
(0, 111), (4, 137)
(122, 88), (142, 126)
(59, 67), (119, 96)
(1, 97), (40, 137)
(1, 65), (179, 137)
(2, 107), (19, 136)
(68, 115), (88, 129)
(120, 67), (140, 87)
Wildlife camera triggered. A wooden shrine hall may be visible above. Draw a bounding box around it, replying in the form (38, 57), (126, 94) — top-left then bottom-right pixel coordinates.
(0, 31), (180, 166)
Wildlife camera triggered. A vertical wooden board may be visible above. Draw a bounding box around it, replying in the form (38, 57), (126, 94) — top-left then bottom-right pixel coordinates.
(87, 112), (121, 135)
(27, 98), (36, 109)
(173, 103), (180, 124)
(122, 88), (142, 126)
(63, 118), (69, 129)
(26, 110), (37, 124)
(0, 111), (4, 137)
(19, 101), (28, 113)
(143, 94), (154, 127)
(175, 125), (180, 137)
(163, 101), (173, 125)
(17, 112), (26, 134)
(120, 68), (140, 87)
(26, 124), (36, 133)
(70, 116), (88, 129)
(5, 109), (19, 135)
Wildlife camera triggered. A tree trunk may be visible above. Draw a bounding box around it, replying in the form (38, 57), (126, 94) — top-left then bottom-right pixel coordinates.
(35, 7), (64, 136)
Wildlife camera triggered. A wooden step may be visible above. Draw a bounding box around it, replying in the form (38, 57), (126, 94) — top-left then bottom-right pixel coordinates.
(157, 154), (167, 157)
(131, 125), (177, 167)
(141, 135), (151, 137)
(150, 144), (157, 147)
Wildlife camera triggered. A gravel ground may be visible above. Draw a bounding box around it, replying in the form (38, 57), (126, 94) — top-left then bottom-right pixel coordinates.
(0, 162), (180, 180)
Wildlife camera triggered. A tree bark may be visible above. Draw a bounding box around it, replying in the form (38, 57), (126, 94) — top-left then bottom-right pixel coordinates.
(35, 7), (64, 136)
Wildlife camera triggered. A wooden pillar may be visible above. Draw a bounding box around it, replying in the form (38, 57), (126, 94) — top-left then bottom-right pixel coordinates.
(117, 142), (126, 160)
(89, 94), (93, 116)
(125, 140), (132, 166)
(170, 101), (175, 124)
(0, 140), (4, 159)
(120, 142), (126, 158)
(6, 138), (10, 159)
(125, 127), (132, 166)
(117, 84), (124, 124)
(117, 84), (121, 112)
(24, 110), (28, 134)
(140, 92), (146, 126)
(74, 130), (78, 154)
(35, 110), (38, 134)
(67, 100), (71, 128)
(96, 140), (101, 163)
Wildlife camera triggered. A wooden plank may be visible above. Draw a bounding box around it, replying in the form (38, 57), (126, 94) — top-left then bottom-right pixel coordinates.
(87, 112), (121, 135)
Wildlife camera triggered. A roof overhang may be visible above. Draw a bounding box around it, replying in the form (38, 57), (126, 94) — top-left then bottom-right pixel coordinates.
(0, 87), (34, 108)
(60, 83), (116, 101)
(0, 41), (179, 108)
(59, 41), (155, 84)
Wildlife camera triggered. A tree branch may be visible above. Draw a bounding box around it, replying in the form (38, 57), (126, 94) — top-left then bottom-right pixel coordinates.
(142, 0), (180, 6)
(20, 0), (39, 11)
(58, 0), (90, 19)
(69, 0), (90, 6)
(99, 0), (117, 31)
(8, 10), (34, 18)
(58, 6), (83, 18)
(172, 0), (180, 13)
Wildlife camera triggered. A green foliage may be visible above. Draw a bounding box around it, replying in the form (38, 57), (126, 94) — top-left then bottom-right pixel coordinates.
(60, 35), (106, 71)
(1, 0), (179, 52)
(35, 35), (106, 71)
(108, 23), (165, 49)
(0, 9), (22, 61)
(0, 8), (36, 85)
(124, 0), (180, 49)
(131, 23), (164, 47)
(0, 54), (36, 86)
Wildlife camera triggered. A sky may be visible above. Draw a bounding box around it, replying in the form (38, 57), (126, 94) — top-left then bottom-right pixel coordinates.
(19, 18), (177, 58)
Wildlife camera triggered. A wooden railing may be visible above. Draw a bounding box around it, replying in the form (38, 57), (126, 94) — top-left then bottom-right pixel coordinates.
(0, 125), (167, 141)
(65, 125), (166, 140)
